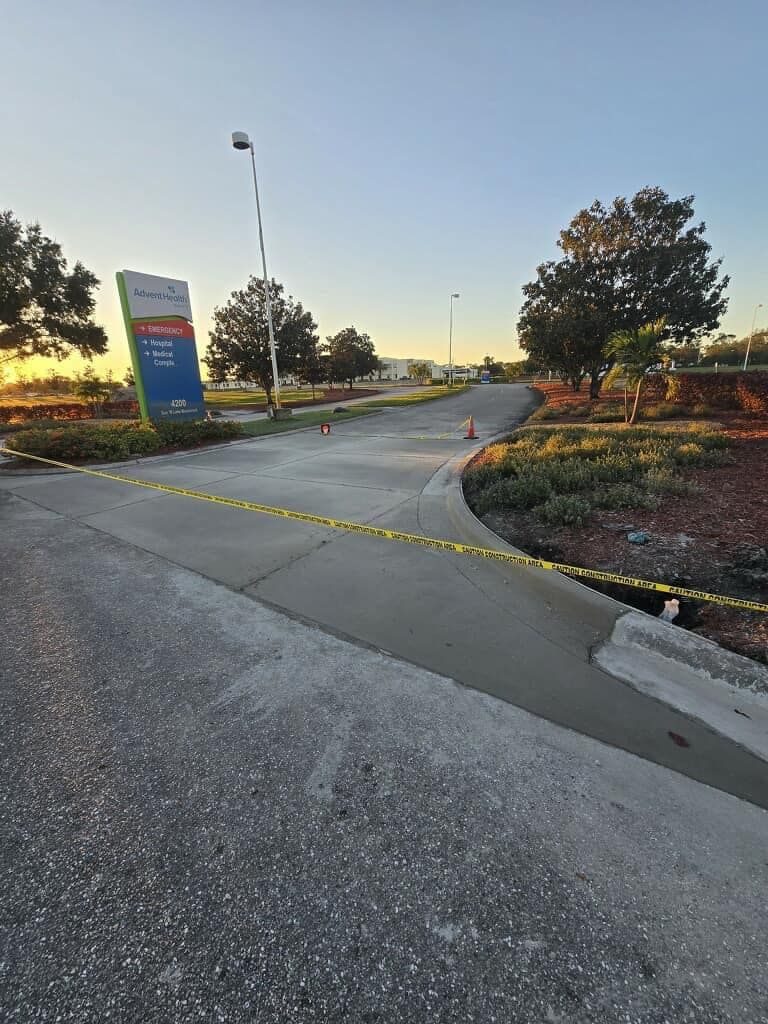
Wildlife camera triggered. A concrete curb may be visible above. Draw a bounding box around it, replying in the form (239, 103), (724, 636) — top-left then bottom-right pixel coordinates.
(457, 426), (768, 764)
(594, 612), (768, 763)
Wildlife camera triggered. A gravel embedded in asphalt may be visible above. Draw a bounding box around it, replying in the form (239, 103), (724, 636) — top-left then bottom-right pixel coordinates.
(2, 488), (767, 1023)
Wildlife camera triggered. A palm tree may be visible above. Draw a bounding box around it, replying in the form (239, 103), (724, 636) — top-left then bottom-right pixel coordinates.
(605, 319), (667, 425)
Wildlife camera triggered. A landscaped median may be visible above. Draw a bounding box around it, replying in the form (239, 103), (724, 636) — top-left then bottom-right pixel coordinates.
(1, 419), (242, 463)
(0, 406), (382, 464)
(463, 422), (768, 663)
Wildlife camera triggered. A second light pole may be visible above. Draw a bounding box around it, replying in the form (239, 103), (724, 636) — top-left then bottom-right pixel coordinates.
(448, 292), (460, 387)
(232, 130), (281, 410)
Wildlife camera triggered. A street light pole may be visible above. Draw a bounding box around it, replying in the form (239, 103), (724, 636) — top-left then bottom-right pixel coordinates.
(232, 131), (281, 410)
(743, 303), (763, 372)
(448, 293), (459, 387)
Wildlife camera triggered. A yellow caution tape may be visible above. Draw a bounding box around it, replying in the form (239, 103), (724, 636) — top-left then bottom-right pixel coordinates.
(3, 446), (766, 613)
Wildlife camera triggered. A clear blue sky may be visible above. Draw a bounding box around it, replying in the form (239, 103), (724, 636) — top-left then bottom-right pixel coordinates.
(2, 0), (766, 378)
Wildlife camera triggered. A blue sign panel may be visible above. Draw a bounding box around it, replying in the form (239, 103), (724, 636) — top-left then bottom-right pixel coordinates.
(133, 319), (205, 421)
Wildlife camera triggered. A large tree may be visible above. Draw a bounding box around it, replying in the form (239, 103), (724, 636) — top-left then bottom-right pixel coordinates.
(325, 326), (378, 390)
(206, 277), (318, 405)
(0, 209), (107, 364)
(294, 331), (325, 399)
(518, 187), (729, 397)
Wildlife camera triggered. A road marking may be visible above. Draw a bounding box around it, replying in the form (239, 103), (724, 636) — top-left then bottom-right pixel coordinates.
(3, 446), (766, 613)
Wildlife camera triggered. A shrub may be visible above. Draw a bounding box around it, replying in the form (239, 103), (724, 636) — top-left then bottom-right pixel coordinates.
(643, 402), (688, 420)
(10, 423), (161, 462)
(504, 473), (554, 510)
(530, 404), (562, 420)
(672, 441), (726, 467)
(567, 403), (592, 417)
(536, 459), (595, 492)
(644, 469), (699, 497)
(535, 494), (592, 527)
(592, 484), (659, 510)
(591, 453), (641, 484)
(665, 373), (739, 409)
(0, 402), (95, 424)
(153, 419), (242, 447)
(734, 375), (768, 416)
(587, 405), (625, 423)
(8, 417), (242, 464)
(691, 403), (714, 417)
(103, 399), (140, 419)
(641, 373), (669, 401)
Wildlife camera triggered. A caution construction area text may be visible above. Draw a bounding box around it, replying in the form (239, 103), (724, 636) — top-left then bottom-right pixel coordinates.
(2, 447), (766, 614)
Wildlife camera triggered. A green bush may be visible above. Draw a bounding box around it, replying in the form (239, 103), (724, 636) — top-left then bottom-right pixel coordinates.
(536, 494), (592, 526)
(8, 417), (242, 464)
(536, 459), (595, 492)
(153, 419), (241, 447)
(530, 404), (562, 420)
(642, 402), (689, 421)
(10, 423), (160, 462)
(673, 442), (725, 467)
(587, 405), (625, 423)
(644, 469), (699, 497)
(592, 484), (660, 510)
(505, 473), (554, 510)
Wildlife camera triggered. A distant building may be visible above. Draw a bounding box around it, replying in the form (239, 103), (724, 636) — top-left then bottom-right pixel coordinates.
(377, 357), (439, 381)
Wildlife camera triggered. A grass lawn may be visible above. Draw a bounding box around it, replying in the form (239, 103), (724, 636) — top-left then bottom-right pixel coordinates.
(361, 386), (467, 407)
(238, 407), (378, 437)
(204, 389), (319, 407)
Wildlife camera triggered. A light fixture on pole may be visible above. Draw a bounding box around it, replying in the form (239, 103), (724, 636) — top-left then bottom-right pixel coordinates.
(448, 293), (460, 387)
(744, 302), (763, 371)
(232, 130), (281, 410)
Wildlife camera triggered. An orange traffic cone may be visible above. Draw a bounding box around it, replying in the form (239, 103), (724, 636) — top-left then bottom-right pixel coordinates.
(464, 416), (477, 439)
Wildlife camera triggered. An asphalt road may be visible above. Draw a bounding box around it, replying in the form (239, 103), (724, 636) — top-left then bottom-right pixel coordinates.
(2, 384), (767, 806)
(2, 487), (767, 1023)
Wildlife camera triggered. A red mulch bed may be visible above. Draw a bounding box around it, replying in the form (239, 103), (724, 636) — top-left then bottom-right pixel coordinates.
(534, 380), (627, 409)
(483, 416), (768, 663)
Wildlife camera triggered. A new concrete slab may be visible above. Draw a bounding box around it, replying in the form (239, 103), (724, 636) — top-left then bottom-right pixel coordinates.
(2, 385), (767, 805)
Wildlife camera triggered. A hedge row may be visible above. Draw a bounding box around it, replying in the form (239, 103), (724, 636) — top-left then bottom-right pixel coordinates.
(8, 419), (242, 463)
(662, 372), (768, 413)
(0, 400), (140, 424)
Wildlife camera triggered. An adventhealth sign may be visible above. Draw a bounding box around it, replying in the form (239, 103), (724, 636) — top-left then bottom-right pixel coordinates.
(116, 270), (204, 422)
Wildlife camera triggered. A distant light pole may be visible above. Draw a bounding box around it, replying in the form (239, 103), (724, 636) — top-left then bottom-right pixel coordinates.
(448, 293), (460, 387)
(743, 303), (763, 371)
(231, 130), (281, 409)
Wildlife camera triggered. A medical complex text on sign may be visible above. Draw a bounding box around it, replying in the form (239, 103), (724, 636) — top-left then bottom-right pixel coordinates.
(117, 270), (205, 422)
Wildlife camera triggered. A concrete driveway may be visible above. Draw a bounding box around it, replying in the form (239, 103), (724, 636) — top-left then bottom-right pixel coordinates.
(2, 384), (767, 805)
